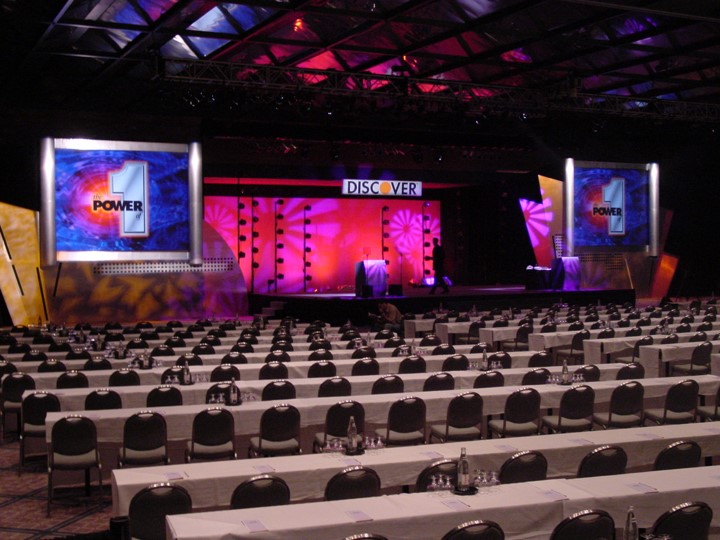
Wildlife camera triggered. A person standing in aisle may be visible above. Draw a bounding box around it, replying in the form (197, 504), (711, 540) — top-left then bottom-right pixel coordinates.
(429, 237), (450, 294)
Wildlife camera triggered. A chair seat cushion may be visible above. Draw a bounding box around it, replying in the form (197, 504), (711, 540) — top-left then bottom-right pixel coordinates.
(541, 415), (592, 432)
(429, 424), (481, 441)
(592, 412), (643, 428)
(23, 422), (46, 436)
(186, 440), (235, 459)
(374, 428), (424, 445)
(487, 419), (538, 437)
(696, 405), (720, 420)
(119, 446), (167, 465)
(249, 437), (299, 454)
(52, 449), (98, 468)
(671, 363), (710, 375)
(644, 408), (696, 425)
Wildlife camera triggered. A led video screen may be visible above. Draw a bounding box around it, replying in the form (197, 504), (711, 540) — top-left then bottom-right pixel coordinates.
(41, 138), (203, 263)
(565, 159), (658, 255)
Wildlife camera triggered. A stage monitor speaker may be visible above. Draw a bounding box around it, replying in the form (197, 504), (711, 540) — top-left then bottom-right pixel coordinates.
(388, 284), (403, 296)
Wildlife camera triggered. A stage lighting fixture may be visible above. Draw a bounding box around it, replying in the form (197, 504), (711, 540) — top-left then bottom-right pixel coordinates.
(424, 255), (432, 261)
(424, 242), (430, 248)
(423, 202), (431, 207)
(239, 219), (247, 226)
(276, 229), (284, 235)
(382, 219), (390, 225)
(424, 228), (431, 234)
(252, 216), (260, 223)
(304, 219), (311, 225)
(305, 275), (312, 281)
(304, 233), (312, 239)
(239, 235), (247, 241)
(252, 231), (260, 238)
(276, 214), (284, 220)
(304, 205), (311, 211)
(252, 200), (259, 207)
(276, 243), (284, 249)
(252, 247), (259, 253)
(277, 274), (285, 280)
(305, 262), (312, 267)
(238, 203), (245, 210)
(238, 252), (246, 258)
(422, 215), (430, 221)
(382, 206), (389, 211)
(383, 233), (389, 238)
(383, 246), (389, 252)
(276, 199), (284, 205)
(424, 269), (431, 275)
(253, 262), (260, 268)
(305, 247), (312, 253)
(276, 258), (284, 264)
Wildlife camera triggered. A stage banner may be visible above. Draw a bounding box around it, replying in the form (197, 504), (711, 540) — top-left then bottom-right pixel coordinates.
(342, 179), (422, 197)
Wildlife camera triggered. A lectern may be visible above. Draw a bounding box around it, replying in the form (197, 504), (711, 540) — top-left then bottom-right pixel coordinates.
(355, 260), (387, 297)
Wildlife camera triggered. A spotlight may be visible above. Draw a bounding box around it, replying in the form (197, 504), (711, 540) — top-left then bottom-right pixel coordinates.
(382, 219), (390, 225)
(424, 269), (431, 275)
(238, 203), (245, 210)
(423, 202), (431, 207)
(252, 247), (259, 253)
(276, 214), (284, 220)
(276, 258), (284, 264)
(253, 262), (260, 268)
(423, 228), (431, 234)
(252, 231), (260, 238)
(305, 262), (312, 267)
(304, 205), (312, 211)
(252, 200), (259, 207)
(424, 242), (430, 248)
(276, 243), (284, 249)
(305, 247), (312, 253)
(252, 216), (260, 223)
(239, 219), (247, 226)
(422, 215), (430, 221)
(382, 246), (389, 251)
(277, 273), (285, 280)
(276, 199), (284, 205)
(238, 252), (246, 258)
(304, 233), (312, 239)
(383, 233), (389, 238)
(424, 255), (432, 261)
(276, 229), (284, 235)
(239, 235), (247, 241)
(382, 206), (389, 212)
(304, 219), (311, 225)
(305, 275), (313, 281)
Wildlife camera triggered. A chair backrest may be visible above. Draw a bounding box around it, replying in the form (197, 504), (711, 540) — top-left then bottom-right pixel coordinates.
(265, 350), (291, 363)
(231, 342), (254, 353)
(487, 352), (511, 369)
(423, 372), (455, 392)
(420, 334), (442, 346)
(661, 333), (679, 344)
(432, 344), (456, 356)
(146, 385), (183, 407)
(351, 357), (380, 376)
(55, 367), (89, 389)
(260, 404), (300, 442)
(85, 388), (122, 410)
(540, 323), (557, 333)
(498, 450), (547, 484)
(398, 355), (427, 374)
(192, 407), (235, 447)
(653, 440), (702, 470)
(38, 359), (67, 373)
(651, 501), (713, 540)
(384, 337), (405, 349)
(527, 351), (553, 367)
(577, 445), (627, 478)
(549, 509), (615, 540)
(258, 361), (289, 380)
(2, 371), (36, 403)
(192, 343), (216, 355)
(108, 368), (141, 387)
(308, 347), (333, 359)
(675, 322), (692, 333)
(318, 377), (352, 398)
(122, 410), (167, 452)
(573, 364), (599, 382)
(221, 352), (248, 365)
(324, 466), (381, 501)
(440, 519), (505, 540)
(689, 331), (708, 343)
(558, 384), (595, 421)
(176, 353), (203, 366)
(665, 378), (699, 414)
(351, 345), (376, 358)
(504, 387), (541, 424)
(308, 360), (337, 378)
(616, 362), (645, 380)
(570, 329), (590, 349)
(690, 341), (712, 366)
(597, 328), (615, 339)
(387, 396), (426, 434)
(442, 354), (469, 371)
(473, 370), (504, 388)
(415, 459), (458, 492)
(211, 364), (241, 382)
(608, 380), (644, 418)
(371, 374), (404, 394)
(323, 400), (365, 440)
(230, 474), (291, 509)
(51, 414), (98, 458)
(470, 343), (491, 354)
(22, 391), (61, 427)
(445, 392), (483, 430)
(521, 368), (550, 386)
(261, 380), (296, 401)
(128, 482), (192, 540)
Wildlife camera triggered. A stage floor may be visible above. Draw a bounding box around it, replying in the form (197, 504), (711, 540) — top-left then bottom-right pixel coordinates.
(249, 285), (636, 326)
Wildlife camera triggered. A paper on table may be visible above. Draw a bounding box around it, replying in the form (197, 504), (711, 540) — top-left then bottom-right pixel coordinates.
(421, 451), (444, 460)
(163, 471), (187, 480)
(243, 519), (268, 532)
(253, 464), (275, 473)
(627, 482), (658, 494)
(569, 438), (593, 445)
(442, 499), (470, 511)
(346, 510), (373, 522)
(340, 458), (361, 466)
(636, 432), (663, 440)
(494, 444), (517, 452)
(535, 488), (568, 501)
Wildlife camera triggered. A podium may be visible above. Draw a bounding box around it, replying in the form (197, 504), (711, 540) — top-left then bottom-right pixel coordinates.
(355, 260), (387, 297)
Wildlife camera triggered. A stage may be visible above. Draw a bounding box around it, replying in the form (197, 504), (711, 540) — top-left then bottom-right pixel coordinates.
(249, 285), (636, 326)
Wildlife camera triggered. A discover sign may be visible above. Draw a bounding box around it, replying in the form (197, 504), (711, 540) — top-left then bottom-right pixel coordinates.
(342, 179), (422, 197)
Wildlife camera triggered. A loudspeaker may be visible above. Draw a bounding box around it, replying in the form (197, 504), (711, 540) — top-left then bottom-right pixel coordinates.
(388, 284), (403, 296)
(360, 285), (373, 298)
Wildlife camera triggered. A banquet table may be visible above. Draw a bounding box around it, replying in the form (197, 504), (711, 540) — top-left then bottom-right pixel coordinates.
(112, 420), (720, 516)
(583, 332), (699, 365)
(28, 364), (625, 410)
(165, 465), (720, 540)
(527, 326), (655, 353)
(43, 375), (720, 446)
(638, 340), (720, 378)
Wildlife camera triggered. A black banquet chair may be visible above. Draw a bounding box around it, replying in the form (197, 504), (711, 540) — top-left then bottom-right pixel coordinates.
(85, 388), (122, 410)
(324, 465), (381, 501)
(56, 370), (89, 389)
(318, 376), (352, 398)
(440, 520), (505, 540)
(644, 378), (699, 425)
(549, 509), (615, 540)
(429, 392), (483, 443)
(118, 410), (169, 468)
(653, 439), (702, 471)
(650, 501), (713, 540)
(185, 407), (237, 462)
(371, 374), (404, 395)
(20, 390), (61, 468)
(146, 385), (183, 407)
(128, 482), (192, 540)
(376, 396), (426, 446)
(248, 404), (301, 457)
(576, 445), (627, 478)
(314, 399), (365, 453)
(230, 474), (291, 509)
(415, 459), (458, 492)
(498, 450), (547, 484)
(488, 387), (540, 438)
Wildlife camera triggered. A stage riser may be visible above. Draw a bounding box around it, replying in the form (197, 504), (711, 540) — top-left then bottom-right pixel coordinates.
(250, 289), (635, 327)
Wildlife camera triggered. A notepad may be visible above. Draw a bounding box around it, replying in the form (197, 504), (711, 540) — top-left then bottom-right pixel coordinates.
(627, 482), (658, 493)
(242, 519), (268, 532)
(494, 444), (517, 452)
(421, 451), (444, 460)
(163, 471), (186, 480)
(443, 499), (470, 511)
(537, 489), (568, 501)
(346, 510), (373, 522)
(253, 465), (275, 473)
(340, 458), (361, 466)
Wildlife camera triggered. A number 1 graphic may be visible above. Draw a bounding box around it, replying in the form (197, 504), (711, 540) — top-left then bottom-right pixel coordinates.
(110, 161), (149, 237)
(602, 177), (625, 235)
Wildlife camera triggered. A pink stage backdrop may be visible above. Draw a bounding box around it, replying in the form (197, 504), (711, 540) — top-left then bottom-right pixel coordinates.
(205, 195), (441, 294)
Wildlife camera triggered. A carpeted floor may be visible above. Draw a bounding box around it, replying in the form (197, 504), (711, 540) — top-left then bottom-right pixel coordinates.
(0, 434), (113, 540)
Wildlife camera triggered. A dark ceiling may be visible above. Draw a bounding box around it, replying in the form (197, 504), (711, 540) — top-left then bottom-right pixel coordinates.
(3, 0), (720, 134)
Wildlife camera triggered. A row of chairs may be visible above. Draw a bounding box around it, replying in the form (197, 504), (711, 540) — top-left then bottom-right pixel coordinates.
(124, 470), (712, 540)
